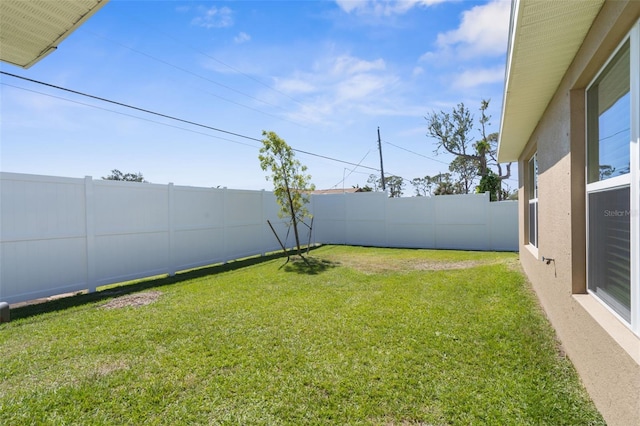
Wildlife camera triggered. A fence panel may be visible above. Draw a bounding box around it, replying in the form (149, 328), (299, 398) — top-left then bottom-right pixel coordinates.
(434, 193), (489, 250)
(1, 172), (517, 305)
(344, 192), (387, 247)
(489, 200), (519, 251)
(386, 197), (435, 248)
(93, 180), (170, 285)
(173, 186), (226, 270)
(1, 174), (88, 302)
(311, 194), (347, 245)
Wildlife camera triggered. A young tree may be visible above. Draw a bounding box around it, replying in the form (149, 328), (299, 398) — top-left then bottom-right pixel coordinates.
(102, 169), (147, 182)
(259, 130), (315, 258)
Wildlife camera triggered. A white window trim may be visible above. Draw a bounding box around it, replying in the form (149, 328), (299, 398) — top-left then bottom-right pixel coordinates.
(585, 19), (640, 336)
(629, 19), (639, 335)
(527, 153), (539, 254)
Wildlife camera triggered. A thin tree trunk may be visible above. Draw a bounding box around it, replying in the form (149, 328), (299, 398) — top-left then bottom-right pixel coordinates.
(281, 162), (303, 258)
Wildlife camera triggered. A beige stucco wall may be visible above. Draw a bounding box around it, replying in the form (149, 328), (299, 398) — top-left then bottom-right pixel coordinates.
(516, 2), (640, 425)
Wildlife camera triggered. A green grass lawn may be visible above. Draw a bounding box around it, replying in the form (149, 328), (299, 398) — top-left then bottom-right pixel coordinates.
(0, 246), (604, 425)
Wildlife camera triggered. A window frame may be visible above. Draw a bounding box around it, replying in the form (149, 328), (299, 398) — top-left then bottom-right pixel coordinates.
(527, 153), (539, 253)
(585, 19), (640, 335)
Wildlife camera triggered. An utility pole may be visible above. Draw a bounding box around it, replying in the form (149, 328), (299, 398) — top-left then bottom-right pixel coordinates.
(377, 127), (386, 191)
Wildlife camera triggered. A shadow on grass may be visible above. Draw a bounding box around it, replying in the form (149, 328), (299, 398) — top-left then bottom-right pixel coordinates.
(10, 246), (325, 322)
(282, 256), (340, 275)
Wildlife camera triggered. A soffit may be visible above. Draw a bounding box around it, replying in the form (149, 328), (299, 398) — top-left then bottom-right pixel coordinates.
(497, 0), (605, 162)
(0, 0), (109, 69)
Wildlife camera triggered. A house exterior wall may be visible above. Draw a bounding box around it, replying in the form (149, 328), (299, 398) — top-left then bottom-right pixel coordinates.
(516, 2), (640, 424)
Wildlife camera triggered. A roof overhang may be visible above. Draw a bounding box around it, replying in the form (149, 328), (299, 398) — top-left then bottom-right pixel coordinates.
(0, 0), (109, 69)
(497, 0), (605, 162)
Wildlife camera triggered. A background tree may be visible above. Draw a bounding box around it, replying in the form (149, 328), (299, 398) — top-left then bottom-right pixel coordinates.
(259, 130), (315, 258)
(432, 172), (458, 195)
(367, 174), (382, 191)
(102, 169), (147, 182)
(354, 185), (373, 192)
(368, 174), (405, 197)
(479, 101), (512, 200)
(385, 176), (405, 198)
(476, 170), (501, 201)
(425, 100), (512, 200)
(448, 155), (478, 194)
(411, 176), (434, 196)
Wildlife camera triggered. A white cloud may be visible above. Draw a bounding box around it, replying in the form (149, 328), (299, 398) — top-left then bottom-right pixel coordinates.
(335, 0), (449, 16)
(435, 0), (510, 58)
(270, 53), (399, 125)
(192, 6), (233, 29)
(274, 77), (316, 94)
(335, 73), (389, 102)
(452, 65), (505, 89)
(234, 32), (251, 44)
(329, 55), (386, 76)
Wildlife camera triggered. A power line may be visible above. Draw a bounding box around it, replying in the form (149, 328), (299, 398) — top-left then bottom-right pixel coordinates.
(1, 71), (260, 143)
(331, 150), (372, 189)
(83, 29), (290, 114)
(383, 140), (450, 165)
(0, 72), (378, 172)
(384, 138), (519, 184)
(2, 83), (259, 149)
(122, 18), (320, 115)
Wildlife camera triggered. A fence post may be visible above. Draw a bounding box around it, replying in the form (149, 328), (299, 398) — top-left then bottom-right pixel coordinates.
(222, 187), (228, 264)
(485, 192), (493, 251)
(384, 193), (389, 247)
(168, 183), (176, 276)
(433, 195), (439, 249)
(261, 189), (266, 256)
(84, 176), (96, 293)
(343, 192), (348, 245)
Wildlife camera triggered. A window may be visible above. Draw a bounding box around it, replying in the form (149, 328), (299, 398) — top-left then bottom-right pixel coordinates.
(528, 153), (538, 248)
(587, 40), (631, 184)
(586, 21), (639, 333)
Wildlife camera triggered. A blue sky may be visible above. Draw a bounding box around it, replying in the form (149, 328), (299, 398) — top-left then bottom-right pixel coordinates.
(0, 0), (516, 194)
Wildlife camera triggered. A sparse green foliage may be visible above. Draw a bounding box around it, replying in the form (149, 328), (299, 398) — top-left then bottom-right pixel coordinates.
(449, 155), (478, 194)
(433, 173), (458, 195)
(425, 100), (512, 200)
(367, 174), (382, 191)
(411, 176), (434, 196)
(367, 174), (405, 197)
(259, 130), (315, 257)
(385, 175), (404, 197)
(412, 172), (460, 196)
(102, 169), (147, 182)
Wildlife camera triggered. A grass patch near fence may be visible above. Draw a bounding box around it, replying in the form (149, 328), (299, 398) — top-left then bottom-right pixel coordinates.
(0, 246), (603, 425)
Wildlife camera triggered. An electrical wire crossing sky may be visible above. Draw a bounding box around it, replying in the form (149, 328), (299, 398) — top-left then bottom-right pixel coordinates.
(0, 0), (517, 194)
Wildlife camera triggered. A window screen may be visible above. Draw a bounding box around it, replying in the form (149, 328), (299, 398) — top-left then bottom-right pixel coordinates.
(587, 186), (631, 321)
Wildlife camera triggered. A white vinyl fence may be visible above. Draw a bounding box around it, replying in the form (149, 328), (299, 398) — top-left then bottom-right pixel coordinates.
(312, 191), (517, 251)
(1, 172), (517, 304)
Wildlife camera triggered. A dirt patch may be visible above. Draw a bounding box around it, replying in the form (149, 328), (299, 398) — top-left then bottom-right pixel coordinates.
(410, 260), (488, 271)
(328, 256), (497, 274)
(99, 291), (162, 310)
